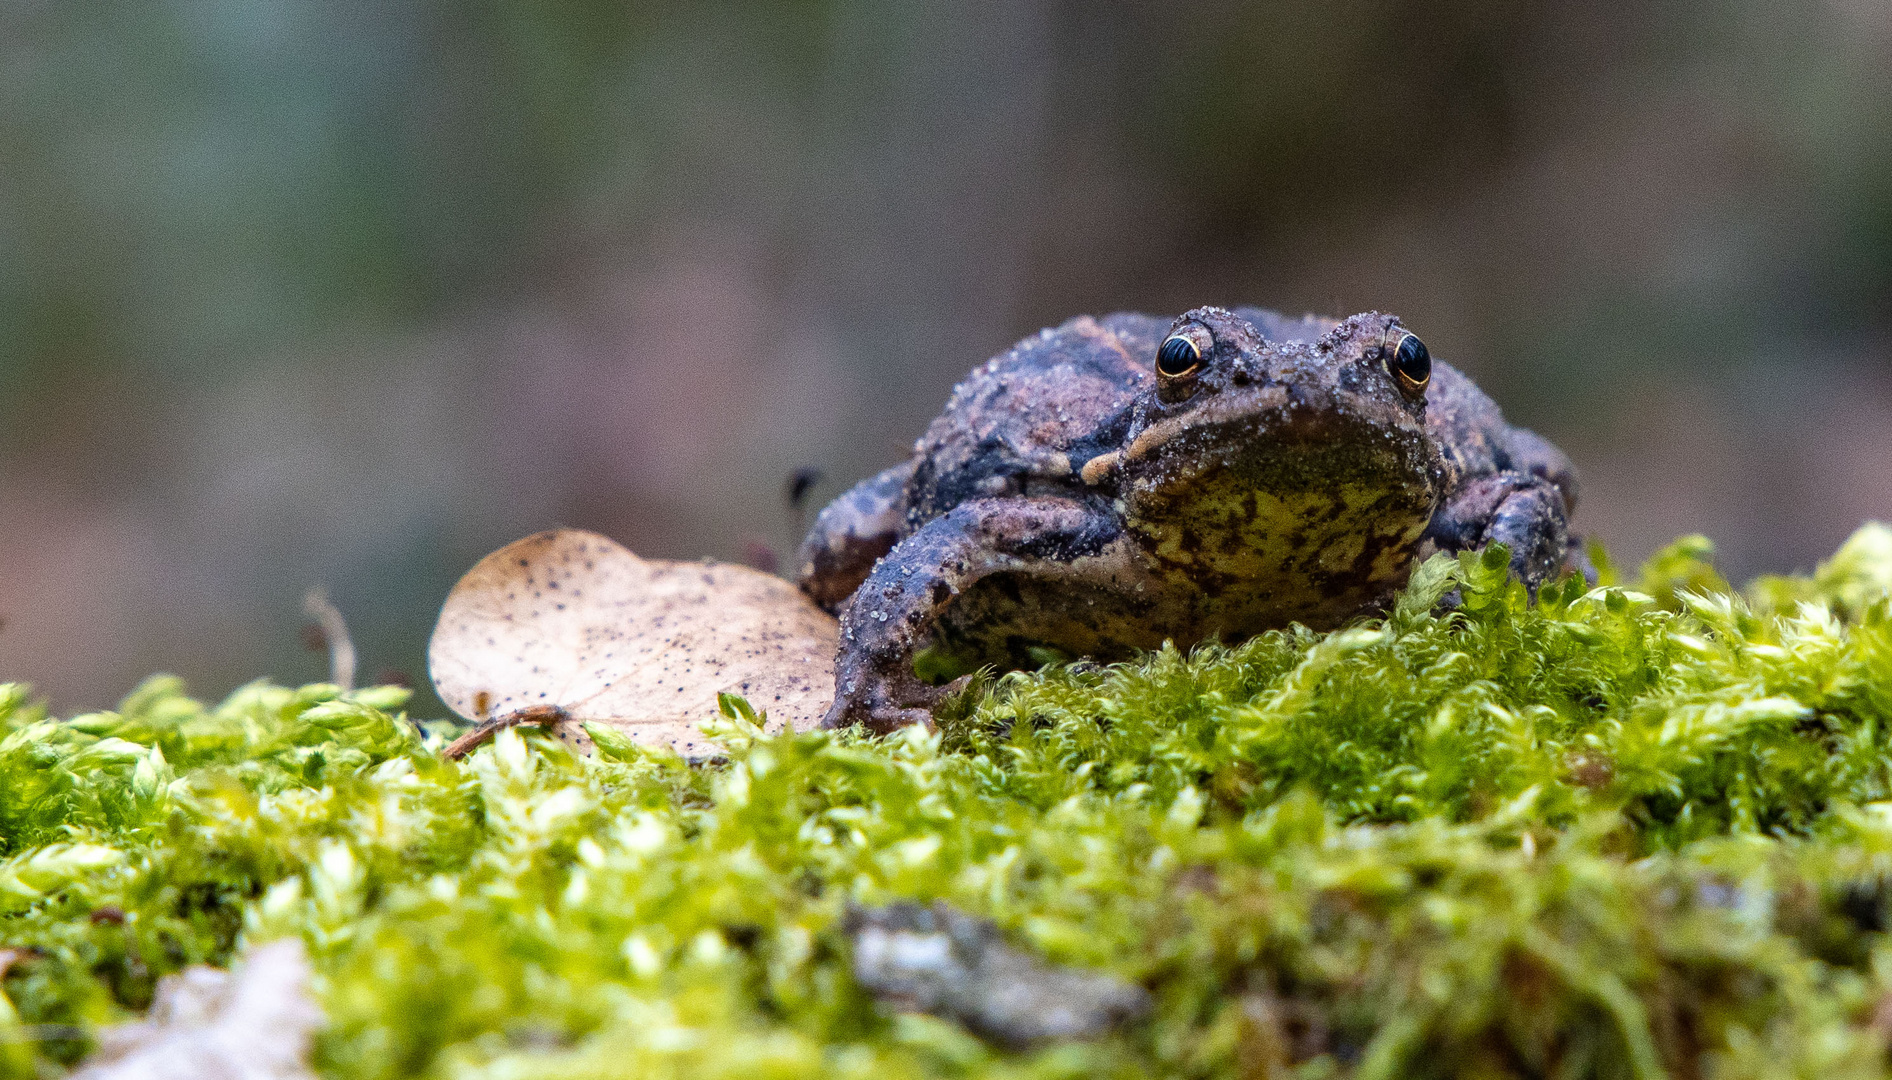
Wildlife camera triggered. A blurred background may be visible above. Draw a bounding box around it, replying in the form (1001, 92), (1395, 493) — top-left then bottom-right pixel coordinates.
(3, 0), (1890, 715)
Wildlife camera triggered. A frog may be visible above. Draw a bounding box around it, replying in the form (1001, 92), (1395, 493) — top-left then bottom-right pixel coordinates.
(797, 306), (1582, 734)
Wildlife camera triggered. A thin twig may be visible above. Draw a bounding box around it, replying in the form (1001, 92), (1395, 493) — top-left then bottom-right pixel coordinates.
(301, 586), (357, 691)
(442, 704), (571, 761)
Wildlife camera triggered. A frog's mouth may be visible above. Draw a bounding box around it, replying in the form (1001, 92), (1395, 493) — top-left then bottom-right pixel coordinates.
(1122, 385), (1293, 465)
(1120, 383), (1438, 515)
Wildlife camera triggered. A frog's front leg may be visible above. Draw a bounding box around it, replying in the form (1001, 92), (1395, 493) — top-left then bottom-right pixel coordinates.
(822, 496), (1122, 735)
(1426, 473), (1573, 587)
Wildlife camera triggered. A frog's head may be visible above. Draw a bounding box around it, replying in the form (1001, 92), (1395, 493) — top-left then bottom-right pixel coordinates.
(1114, 307), (1446, 615)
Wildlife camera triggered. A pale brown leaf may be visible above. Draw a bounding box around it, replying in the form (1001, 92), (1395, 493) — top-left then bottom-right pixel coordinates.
(428, 528), (837, 758)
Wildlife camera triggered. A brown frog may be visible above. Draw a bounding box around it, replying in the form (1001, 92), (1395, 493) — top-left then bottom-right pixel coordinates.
(798, 307), (1581, 733)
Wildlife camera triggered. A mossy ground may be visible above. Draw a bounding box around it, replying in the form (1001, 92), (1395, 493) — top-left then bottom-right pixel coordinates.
(4, 528), (1892, 1078)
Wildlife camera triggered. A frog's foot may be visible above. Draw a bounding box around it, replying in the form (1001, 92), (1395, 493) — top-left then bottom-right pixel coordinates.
(821, 668), (943, 736)
(1427, 472), (1572, 591)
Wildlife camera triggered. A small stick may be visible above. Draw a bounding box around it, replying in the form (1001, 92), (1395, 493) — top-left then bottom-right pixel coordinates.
(442, 704), (571, 761)
(301, 586), (357, 691)
(785, 466), (824, 546)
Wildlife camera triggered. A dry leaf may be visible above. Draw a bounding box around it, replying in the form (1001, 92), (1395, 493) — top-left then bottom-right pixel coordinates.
(428, 528), (837, 759)
(70, 939), (321, 1080)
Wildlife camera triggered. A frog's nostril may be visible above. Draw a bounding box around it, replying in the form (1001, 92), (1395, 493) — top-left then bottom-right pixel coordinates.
(1231, 368), (1252, 386)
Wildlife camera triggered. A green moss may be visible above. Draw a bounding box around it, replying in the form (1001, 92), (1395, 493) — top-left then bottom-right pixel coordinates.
(3, 527), (1892, 1077)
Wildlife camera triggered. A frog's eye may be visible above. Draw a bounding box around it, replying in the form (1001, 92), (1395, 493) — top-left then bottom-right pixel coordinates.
(1384, 332), (1431, 391)
(1156, 334), (1204, 378)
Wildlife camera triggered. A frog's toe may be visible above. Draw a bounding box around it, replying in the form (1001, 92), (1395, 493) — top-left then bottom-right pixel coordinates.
(1487, 486), (1569, 588)
(868, 705), (937, 735)
(820, 679), (942, 736)
(820, 702), (936, 737)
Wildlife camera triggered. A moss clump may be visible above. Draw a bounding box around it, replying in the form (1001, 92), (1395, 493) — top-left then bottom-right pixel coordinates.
(3, 527), (1892, 1078)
